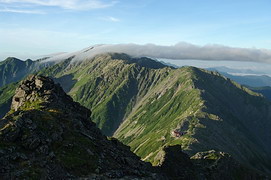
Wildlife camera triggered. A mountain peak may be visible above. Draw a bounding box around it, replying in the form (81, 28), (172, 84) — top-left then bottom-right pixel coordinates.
(93, 52), (168, 69)
(3, 57), (22, 62)
(11, 75), (87, 114)
(11, 75), (63, 111)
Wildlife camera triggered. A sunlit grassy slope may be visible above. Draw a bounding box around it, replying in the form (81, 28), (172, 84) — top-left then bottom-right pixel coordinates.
(2, 53), (271, 174)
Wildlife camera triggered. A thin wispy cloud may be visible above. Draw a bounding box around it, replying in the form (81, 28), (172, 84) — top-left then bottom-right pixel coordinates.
(100, 16), (120, 22)
(0, 8), (45, 14)
(108, 16), (120, 22)
(0, 0), (117, 11)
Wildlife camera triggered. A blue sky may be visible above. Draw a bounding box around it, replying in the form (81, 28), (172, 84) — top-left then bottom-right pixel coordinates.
(1, 0), (271, 59)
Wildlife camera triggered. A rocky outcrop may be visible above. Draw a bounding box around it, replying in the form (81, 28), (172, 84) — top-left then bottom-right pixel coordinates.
(11, 75), (82, 112)
(158, 145), (266, 180)
(0, 75), (162, 179)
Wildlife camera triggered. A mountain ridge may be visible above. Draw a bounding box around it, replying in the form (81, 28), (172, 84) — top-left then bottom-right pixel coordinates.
(36, 53), (271, 174)
(0, 52), (271, 177)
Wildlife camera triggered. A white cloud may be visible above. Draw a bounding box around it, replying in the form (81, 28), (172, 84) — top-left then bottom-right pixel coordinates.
(46, 43), (271, 64)
(0, 8), (45, 14)
(100, 16), (120, 22)
(108, 16), (120, 22)
(0, 0), (117, 10)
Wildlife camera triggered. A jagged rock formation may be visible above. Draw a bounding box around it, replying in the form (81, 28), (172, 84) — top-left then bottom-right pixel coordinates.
(0, 75), (162, 179)
(10, 75), (82, 112)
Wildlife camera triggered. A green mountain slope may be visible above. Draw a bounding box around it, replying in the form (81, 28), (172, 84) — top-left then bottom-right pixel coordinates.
(1, 53), (271, 176)
(39, 53), (170, 135)
(0, 82), (17, 118)
(0, 57), (35, 87)
(114, 67), (271, 173)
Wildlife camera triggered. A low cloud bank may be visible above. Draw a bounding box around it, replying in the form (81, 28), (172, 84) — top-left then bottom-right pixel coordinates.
(46, 43), (271, 63)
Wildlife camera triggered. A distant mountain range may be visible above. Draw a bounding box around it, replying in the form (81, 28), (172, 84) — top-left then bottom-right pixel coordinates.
(206, 67), (271, 100)
(207, 67), (271, 87)
(0, 50), (271, 178)
(207, 66), (264, 75)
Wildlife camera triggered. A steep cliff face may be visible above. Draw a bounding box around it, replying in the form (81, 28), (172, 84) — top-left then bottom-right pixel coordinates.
(0, 75), (161, 179)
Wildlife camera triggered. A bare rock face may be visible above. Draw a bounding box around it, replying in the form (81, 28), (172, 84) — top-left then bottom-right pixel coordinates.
(1, 75), (162, 179)
(12, 75), (72, 111)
